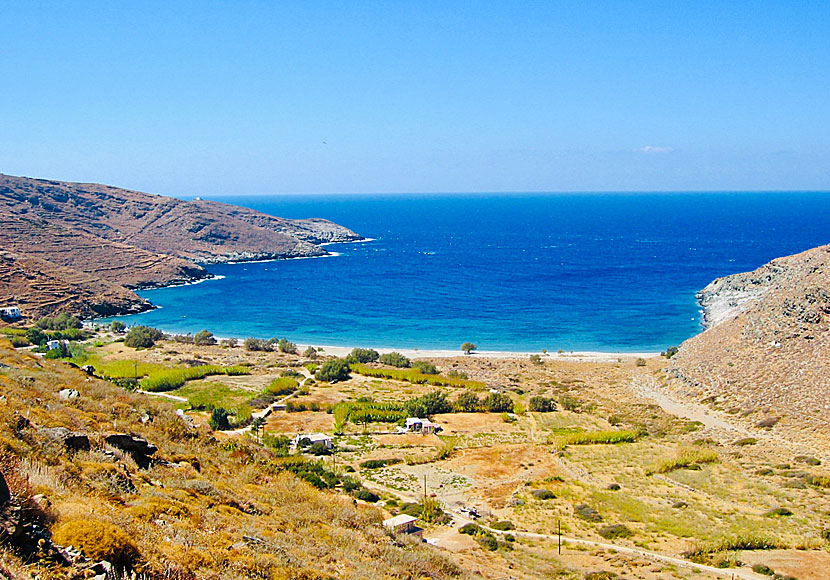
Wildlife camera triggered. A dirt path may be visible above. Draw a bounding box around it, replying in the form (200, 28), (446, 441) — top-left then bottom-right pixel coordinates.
(361, 477), (765, 580)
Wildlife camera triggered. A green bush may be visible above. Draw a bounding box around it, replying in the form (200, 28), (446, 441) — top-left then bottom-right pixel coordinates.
(265, 376), (299, 396)
(353, 489), (379, 502)
(345, 347), (379, 363)
(359, 458), (401, 469)
(598, 524), (632, 539)
(302, 346), (318, 359)
(277, 338), (297, 354)
(531, 489), (556, 500)
(411, 360), (439, 375)
(405, 391), (452, 417)
(562, 429), (641, 447)
(378, 351), (410, 368)
(454, 390), (482, 412)
(483, 392), (514, 413)
(491, 520), (514, 531)
(459, 523), (480, 535)
(124, 326), (163, 348)
(209, 408), (231, 431)
(35, 313), (81, 330)
(110, 320), (126, 333)
(243, 337), (272, 351)
(351, 363), (484, 389)
(193, 329), (216, 346)
(529, 396), (557, 412)
(315, 358), (351, 382)
(574, 504), (602, 522)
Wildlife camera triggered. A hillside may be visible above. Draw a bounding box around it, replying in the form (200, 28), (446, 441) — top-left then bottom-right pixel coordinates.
(0, 174), (361, 320)
(669, 244), (830, 440)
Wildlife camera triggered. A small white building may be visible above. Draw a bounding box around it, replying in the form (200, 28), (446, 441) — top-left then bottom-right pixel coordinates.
(293, 433), (333, 449)
(0, 306), (21, 321)
(46, 340), (65, 351)
(405, 418), (442, 435)
(383, 514), (421, 536)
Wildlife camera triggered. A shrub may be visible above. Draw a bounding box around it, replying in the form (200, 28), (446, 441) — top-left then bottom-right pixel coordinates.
(807, 475), (830, 488)
(35, 313), (81, 330)
(529, 354), (542, 365)
(302, 346), (318, 359)
(124, 326), (163, 348)
(243, 337), (272, 351)
(560, 395), (581, 411)
(405, 391), (452, 417)
(795, 455), (821, 465)
(265, 376), (299, 397)
(459, 523), (480, 535)
(51, 519), (139, 567)
(635, 357), (646, 366)
(315, 359), (351, 383)
(353, 489), (379, 502)
(682, 535), (785, 560)
(529, 396), (557, 412)
(454, 390), (482, 412)
(277, 338), (297, 354)
(756, 416), (782, 429)
(110, 320), (126, 333)
(751, 564), (775, 576)
(763, 507), (793, 517)
(585, 573), (618, 580)
(210, 408), (231, 431)
(562, 429), (641, 447)
(574, 504), (602, 522)
(345, 348), (379, 363)
(662, 346), (679, 358)
(491, 520), (514, 531)
(531, 489), (556, 500)
(477, 534), (498, 550)
(483, 392), (514, 413)
(734, 438), (758, 446)
(193, 329), (216, 346)
(651, 448), (719, 474)
(378, 351), (410, 368)
(598, 524), (632, 539)
(410, 360), (439, 375)
(359, 458), (401, 469)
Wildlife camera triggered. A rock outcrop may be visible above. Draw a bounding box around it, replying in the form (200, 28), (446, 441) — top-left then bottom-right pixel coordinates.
(0, 173), (362, 320)
(669, 244), (830, 439)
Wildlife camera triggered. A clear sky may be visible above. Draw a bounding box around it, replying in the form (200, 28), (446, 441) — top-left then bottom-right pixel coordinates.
(1, 1), (828, 195)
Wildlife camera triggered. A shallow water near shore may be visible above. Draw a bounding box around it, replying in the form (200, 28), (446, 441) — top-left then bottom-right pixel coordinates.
(104, 192), (830, 352)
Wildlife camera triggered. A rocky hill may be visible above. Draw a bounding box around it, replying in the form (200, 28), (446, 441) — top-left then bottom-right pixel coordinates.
(0, 174), (361, 320)
(669, 244), (830, 438)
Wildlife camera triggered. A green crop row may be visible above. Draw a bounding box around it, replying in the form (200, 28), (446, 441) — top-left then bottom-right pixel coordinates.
(350, 363), (485, 389)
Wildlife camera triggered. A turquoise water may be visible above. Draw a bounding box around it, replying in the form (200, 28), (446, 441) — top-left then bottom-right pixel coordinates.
(104, 192), (830, 352)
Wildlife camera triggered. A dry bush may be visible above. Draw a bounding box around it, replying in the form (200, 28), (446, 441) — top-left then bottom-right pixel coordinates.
(51, 518), (140, 567)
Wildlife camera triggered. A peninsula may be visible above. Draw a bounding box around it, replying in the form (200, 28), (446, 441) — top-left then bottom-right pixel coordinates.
(0, 174), (361, 320)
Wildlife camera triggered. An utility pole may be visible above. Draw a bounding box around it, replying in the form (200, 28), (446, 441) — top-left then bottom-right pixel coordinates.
(558, 519), (561, 555)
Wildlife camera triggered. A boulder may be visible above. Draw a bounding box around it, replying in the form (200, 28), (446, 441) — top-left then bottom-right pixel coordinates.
(41, 427), (90, 451)
(105, 433), (157, 468)
(58, 388), (79, 401)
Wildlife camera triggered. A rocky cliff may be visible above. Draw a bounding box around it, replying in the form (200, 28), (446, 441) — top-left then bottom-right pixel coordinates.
(669, 244), (830, 438)
(0, 173), (361, 320)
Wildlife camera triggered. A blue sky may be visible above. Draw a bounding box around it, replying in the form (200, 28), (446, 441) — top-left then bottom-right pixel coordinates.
(1, 1), (828, 195)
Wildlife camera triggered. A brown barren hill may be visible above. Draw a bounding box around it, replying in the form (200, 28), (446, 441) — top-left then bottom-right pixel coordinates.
(0, 173), (362, 320)
(669, 244), (830, 436)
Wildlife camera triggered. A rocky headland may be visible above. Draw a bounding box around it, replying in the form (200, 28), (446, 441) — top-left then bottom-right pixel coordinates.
(669, 244), (830, 441)
(0, 173), (361, 320)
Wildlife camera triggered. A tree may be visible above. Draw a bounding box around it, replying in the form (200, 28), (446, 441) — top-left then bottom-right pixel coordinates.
(454, 390), (481, 412)
(405, 390), (452, 417)
(209, 408), (231, 431)
(308, 442), (331, 456)
(243, 337), (272, 352)
(35, 313), (81, 330)
(461, 342), (477, 355)
(278, 338), (297, 354)
(345, 348), (379, 364)
(315, 359), (351, 383)
(25, 328), (46, 346)
(378, 351), (410, 368)
(251, 416), (266, 440)
(124, 326), (163, 348)
(483, 392), (513, 413)
(193, 329), (216, 346)
(110, 320), (126, 333)
(303, 346), (318, 359)
(529, 396), (557, 413)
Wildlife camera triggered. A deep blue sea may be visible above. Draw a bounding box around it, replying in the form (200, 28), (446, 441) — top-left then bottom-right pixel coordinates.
(104, 193), (830, 352)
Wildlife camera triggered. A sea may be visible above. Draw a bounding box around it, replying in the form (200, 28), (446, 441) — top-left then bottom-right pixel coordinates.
(102, 192), (830, 353)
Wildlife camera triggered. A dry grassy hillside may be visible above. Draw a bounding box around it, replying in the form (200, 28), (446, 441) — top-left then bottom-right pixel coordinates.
(669, 244), (830, 442)
(0, 340), (470, 580)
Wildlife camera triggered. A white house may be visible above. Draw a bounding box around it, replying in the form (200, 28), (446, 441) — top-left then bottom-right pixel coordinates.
(383, 514), (421, 536)
(293, 433), (333, 449)
(0, 306), (21, 321)
(405, 418), (442, 435)
(46, 340), (65, 351)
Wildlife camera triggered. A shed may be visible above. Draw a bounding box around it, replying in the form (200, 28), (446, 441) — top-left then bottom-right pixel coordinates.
(383, 514), (420, 536)
(0, 306), (21, 321)
(293, 432), (333, 449)
(405, 418), (441, 434)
